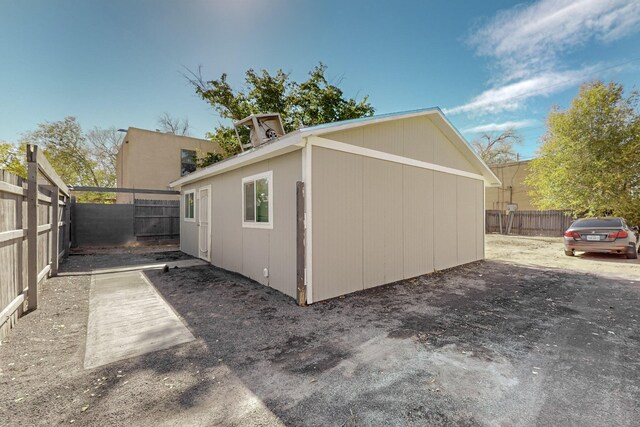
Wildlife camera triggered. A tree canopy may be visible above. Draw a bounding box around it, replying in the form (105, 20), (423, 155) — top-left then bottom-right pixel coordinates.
(187, 63), (374, 160)
(526, 81), (640, 224)
(471, 129), (521, 165)
(18, 117), (123, 202)
(0, 142), (26, 177)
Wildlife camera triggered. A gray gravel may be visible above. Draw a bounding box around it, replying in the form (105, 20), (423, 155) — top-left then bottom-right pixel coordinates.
(1, 239), (639, 426)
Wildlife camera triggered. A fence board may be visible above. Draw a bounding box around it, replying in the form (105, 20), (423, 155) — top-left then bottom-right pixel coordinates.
(486, 210), (575, 237)
(133, 199), (179, 242)
(1, 146), (71, 340)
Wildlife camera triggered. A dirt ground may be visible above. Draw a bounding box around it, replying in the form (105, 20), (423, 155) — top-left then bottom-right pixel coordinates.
(1, 237), (639, 426)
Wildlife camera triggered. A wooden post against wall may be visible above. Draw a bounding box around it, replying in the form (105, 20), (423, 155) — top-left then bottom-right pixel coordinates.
(296, 181), (306, 306)
(26, 145), (38, 311)
(63, 195), (71, 258)
(48, 186), (60, 276)
(70, 196), (77, 248)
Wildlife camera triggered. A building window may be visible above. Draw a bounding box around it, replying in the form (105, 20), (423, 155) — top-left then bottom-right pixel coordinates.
(181, 149), (197, 176)
(242, 171), (273, 229)
(184, 190), (195, 222)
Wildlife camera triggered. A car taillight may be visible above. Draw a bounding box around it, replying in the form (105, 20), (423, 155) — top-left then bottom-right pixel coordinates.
(607, 231), (628, 239)
(564, 231), (581, 238)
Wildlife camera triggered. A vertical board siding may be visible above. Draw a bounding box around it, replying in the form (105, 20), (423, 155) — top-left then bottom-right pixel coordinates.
(210, 182), (224, 266)
(221, 172), (244, 274)
(456, 176), (478, 265)
(476, 180), (485, 259)
(325, 116), (480, 176)
(402, 166), (434, 279)
(267, 153), (300, 298)
(402, 117), (434, 163)
(313, 118), (487, 302)
(434, 172), (458, 270)
(180, 150), (301, 299)
(312, 147), (364, 302)
(363, 120), (404, 155)
(363, 158), (403, 288)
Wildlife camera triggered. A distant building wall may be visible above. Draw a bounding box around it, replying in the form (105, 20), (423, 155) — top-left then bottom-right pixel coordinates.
(486, 160), (536, 211)
(116, 128), (221, 204)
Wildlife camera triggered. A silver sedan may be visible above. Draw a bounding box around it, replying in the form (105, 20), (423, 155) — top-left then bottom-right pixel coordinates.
(564, 217), (638, 259)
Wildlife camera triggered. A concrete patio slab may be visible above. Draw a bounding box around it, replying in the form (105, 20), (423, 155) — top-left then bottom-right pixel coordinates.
(84, 263), (199, 369)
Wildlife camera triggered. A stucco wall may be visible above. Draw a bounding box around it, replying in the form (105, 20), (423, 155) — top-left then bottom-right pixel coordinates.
(485, 160), (534, 210)
(180, 150), (301, 299)
(117, 128), (222, 203)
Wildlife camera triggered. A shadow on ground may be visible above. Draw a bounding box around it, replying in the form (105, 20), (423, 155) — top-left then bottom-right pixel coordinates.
(2, 250), (639, 426)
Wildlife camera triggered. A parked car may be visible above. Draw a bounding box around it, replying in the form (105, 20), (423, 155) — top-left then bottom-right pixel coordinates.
(564, 217), (638, 259)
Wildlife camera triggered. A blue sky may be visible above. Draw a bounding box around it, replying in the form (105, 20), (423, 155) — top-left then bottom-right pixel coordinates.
(1, 0), (639, 158)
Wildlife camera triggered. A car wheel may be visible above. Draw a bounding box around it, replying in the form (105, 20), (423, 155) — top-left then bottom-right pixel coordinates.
(564, 250), (574, 257)
(627, 246), (638, 259)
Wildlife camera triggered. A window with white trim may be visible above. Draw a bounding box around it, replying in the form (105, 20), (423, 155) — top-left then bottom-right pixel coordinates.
(242, 171), (273, 229)
(184, 190), (195, 222)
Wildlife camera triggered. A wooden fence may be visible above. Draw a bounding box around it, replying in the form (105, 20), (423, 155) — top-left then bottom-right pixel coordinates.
(486, 209), (575, 237)
(134, 199), (179, 242)
(0, 145), (70, 340)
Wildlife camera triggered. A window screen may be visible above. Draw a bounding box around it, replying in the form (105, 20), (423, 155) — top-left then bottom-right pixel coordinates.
(184, 192), (195, 220)
(255, 178), (269, 223)
(242, 172), (272, 228)
(244, 181), (255, 222)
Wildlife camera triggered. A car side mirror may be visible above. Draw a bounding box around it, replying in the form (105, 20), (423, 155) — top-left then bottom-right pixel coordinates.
(631, 226), (639, 233)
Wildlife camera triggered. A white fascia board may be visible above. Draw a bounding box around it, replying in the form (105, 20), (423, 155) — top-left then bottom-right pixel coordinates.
(170, 132), (303, 188)
(309, 136), (486, 182)
(428, 112), (502, 187)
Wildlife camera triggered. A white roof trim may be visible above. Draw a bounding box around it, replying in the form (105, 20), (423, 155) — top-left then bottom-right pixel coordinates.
(170, 108), (501, 188)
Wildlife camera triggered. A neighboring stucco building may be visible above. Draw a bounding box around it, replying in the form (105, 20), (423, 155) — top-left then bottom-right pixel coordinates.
(485, 160), (536, 211)
(116, 128), (221, 203)
(170, 108), (501, 304)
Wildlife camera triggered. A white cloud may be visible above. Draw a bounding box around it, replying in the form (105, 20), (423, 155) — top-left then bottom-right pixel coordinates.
(444, 67), (595, 115)
(447, 0), (640, 117)
(469, 0), (640, 81)
(463, 120), (537, 134)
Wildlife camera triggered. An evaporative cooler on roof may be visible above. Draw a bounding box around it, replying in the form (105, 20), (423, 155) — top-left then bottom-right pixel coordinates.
(233, 113), (285, 151)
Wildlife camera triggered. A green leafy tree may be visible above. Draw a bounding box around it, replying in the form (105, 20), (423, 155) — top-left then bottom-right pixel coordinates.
(0, 142), (27, 177)
(471, 129), (522, 165)
(526, 81), (640, 224)
(187, 63), (374, 164)
(21, 117), (117, 202)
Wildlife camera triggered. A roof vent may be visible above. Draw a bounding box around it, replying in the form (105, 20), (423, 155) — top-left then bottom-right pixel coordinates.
(233, 113), (285, 151)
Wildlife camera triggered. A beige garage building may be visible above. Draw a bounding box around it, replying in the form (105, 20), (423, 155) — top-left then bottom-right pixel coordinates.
(170, 108), (501, 304)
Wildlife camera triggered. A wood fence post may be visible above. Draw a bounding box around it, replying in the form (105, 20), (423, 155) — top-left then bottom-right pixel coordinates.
(63, 195), (71, 258)
(49, 186), (59, 276)
(296, 181), (306, 306)
(26, 145), (38, 311)
(70, 196), (77, 248)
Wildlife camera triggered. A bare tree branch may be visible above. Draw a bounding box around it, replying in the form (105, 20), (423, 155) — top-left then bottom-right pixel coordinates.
(471, 128), (522, 165)
(157, 112), (191, 136)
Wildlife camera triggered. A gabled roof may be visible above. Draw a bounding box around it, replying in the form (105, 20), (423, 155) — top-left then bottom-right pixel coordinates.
(170, 108), (501, 187)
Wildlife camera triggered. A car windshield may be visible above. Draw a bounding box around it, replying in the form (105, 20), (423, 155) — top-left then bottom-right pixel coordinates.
(572, 218), (622, 228)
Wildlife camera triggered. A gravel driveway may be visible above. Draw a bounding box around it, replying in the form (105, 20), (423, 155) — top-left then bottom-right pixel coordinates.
(1, 237), (639, 426)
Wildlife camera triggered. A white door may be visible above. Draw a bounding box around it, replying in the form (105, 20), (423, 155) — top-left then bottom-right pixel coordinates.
(198, 186), (211, 261)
